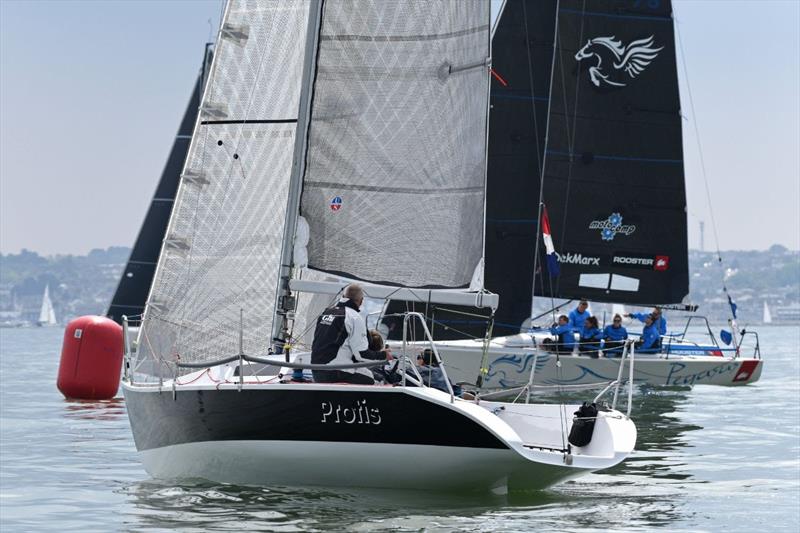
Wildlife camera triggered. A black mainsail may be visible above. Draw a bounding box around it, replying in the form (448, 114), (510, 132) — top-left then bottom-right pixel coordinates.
(385, 0), (689, 339)
(107, 46), (213, 323)
(536, 0), (688, 307)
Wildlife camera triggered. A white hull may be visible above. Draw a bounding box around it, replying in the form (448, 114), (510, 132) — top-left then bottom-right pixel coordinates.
(430, 335), (763, 390)
(123, 370), (636, 492)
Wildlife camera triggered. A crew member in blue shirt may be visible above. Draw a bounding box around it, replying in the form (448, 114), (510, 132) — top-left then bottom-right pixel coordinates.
(603, 314), (628, 356)
(569, 300), (591, 332)
(548, 315), (575, 354)
(635, 314), (661, 353)
(579, 316), (603, 357)
(628, 306), (667, 336)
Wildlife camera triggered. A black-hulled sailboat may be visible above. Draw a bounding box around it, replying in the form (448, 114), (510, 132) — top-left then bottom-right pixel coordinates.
(426, 0), (763, 390)
(122, 0), (636, 491)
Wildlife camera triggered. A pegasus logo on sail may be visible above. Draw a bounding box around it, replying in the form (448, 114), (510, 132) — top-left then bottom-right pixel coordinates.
(575, 35), (663, 87)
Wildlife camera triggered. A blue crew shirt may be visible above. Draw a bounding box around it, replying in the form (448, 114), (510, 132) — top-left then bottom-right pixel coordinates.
(631, 312), (667, 335)
(603, 324), (628, 341)
(639, 323), (661, 351)
(549, 323), (575, 349)
(581, 326), (602, 341)
(580, 326), (603, 351)
(568, 308), (591, 332)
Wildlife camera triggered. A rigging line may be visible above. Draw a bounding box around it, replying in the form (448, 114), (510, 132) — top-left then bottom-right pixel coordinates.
(674, 13), (728, 289)
(530, 0), (562, 322)
(554, 0), (588, 299)
(521, 1), (545, 187)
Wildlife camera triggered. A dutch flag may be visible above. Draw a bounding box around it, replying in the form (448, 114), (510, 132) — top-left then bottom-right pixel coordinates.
(542, 205), (560, 277)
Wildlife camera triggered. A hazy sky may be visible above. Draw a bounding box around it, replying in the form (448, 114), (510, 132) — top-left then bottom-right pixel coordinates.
(1, 0), (798, 256)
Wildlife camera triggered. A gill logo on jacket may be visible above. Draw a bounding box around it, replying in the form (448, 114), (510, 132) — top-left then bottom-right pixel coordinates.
(575, 35), (663, 87)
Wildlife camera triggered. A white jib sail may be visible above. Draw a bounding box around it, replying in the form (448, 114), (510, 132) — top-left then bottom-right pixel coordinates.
(137, 0), (312, 375)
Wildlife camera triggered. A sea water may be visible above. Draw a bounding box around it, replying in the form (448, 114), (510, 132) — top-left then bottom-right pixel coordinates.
(1, 326), (798, 531)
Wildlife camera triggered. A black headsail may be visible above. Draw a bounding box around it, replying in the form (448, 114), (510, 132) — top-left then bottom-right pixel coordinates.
(537, 0), (688, 306)
(483, 0), (558, 336)
(107, 45), (213, 324)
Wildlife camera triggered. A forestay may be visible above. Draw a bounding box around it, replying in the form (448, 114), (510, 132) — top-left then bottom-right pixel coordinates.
(299, 0), (491, 288)
(136, 0), (311, 376)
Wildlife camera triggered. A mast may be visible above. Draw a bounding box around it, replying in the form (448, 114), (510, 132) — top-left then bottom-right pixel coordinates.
(271, 0), (324, 352)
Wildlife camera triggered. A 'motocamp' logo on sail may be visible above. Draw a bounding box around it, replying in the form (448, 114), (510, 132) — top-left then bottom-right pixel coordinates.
(574, 35), (663, 88)
(589, 213), (636, 241)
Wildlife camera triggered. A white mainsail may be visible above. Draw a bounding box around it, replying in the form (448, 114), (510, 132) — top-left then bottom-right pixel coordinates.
(299, 0), (491, 288)
(763, 301), (772, 324)
(38, 284), (57, 326)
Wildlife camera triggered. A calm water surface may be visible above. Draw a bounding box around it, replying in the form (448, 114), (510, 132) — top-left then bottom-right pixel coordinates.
(1, 326), (798, 531)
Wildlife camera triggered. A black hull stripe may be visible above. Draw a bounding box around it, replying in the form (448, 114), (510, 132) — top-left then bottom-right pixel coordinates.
(124, 387), (509, 452)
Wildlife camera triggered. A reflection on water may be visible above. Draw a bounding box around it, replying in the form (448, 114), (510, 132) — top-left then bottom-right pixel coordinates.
(1, 326), (798, 531)
(122, 481), (513, 531)
(62, 398), (126, 422)
(612, 388), (703, 481)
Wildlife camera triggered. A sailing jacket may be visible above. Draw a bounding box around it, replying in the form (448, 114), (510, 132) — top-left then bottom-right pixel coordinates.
(580, 326), (603, 350)
(310, 299), (384, 377)
(568, 308), (591, 332)
(603, 324), (628, 341)
(549, 323), (575, 349)
(631, 312), (667, 336)
(639, 323), (661, 351)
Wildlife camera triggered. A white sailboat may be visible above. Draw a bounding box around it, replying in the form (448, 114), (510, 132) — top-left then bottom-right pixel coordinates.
(763, 301), (772, 324)
(37, 284), (57, 327)
(122, 0), (636, 492)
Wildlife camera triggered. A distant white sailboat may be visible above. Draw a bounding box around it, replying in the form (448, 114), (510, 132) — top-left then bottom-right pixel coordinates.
(38, 284), (57, 326)
(763, 301), (772, 324)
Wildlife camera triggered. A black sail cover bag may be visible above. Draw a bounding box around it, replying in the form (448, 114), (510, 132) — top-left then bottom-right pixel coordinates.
(568, 402), (598, 447)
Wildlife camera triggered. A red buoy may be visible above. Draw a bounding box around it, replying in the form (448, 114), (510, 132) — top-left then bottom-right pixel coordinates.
(57, 316), (123, 400)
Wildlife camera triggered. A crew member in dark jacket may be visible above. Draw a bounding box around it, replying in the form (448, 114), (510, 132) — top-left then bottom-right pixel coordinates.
(310, 284), (391, 384)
